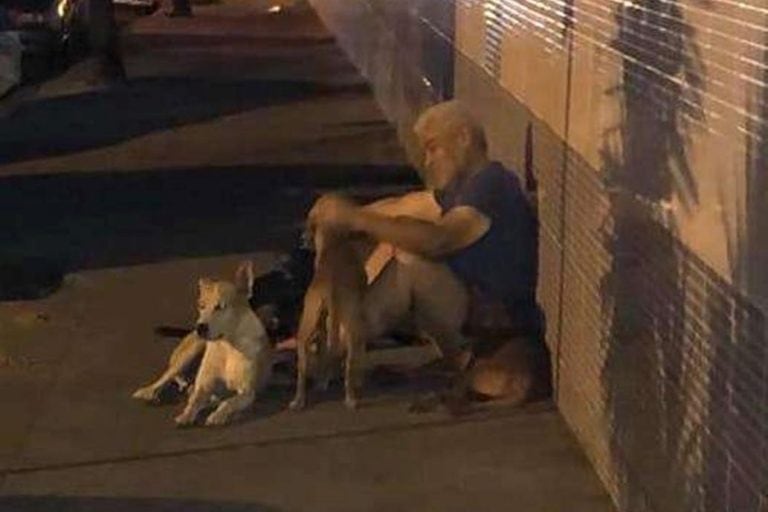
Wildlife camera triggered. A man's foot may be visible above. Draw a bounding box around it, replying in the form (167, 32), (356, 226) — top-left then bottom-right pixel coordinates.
(416, 349), (472, 376)
(454, 349), (475, 372)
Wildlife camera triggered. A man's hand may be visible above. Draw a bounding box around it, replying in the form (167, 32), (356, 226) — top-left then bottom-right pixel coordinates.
(309, 194), (361, 232)
(308, 192), (490, 259)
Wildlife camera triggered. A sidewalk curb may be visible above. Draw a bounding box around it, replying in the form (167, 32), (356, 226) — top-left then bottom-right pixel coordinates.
(0, 84), (39, 119)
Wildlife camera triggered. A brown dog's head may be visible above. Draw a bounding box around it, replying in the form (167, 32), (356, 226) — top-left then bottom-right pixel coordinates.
(194, 262), (254, 341)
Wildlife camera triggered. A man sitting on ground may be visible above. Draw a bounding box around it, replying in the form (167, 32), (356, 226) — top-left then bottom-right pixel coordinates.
(309, 100), (540, 370)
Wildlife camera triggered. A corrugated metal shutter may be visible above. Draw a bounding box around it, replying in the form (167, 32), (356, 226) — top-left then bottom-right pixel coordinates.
(482, 0), (572, 76)
(474, 1), (768, 511)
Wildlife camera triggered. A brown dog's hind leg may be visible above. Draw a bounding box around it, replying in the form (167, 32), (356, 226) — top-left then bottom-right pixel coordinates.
(290, 285), (324, 411)
(343, 320), (364, 410)
(289, 333), (309, 411)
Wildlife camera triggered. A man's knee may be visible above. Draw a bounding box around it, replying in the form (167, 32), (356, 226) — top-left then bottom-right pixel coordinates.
(363, 255), (468, 340)
(362, 262), (410, 339)
(394, 255), (468, 337)
(363, 302), (393, 340)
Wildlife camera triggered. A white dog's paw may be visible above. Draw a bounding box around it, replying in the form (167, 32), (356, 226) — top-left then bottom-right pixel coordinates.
(204, 410), (232, 427)
(174, 411), (197, 427)
(288, 396), (306, 411)
(132, 385), (160, 402)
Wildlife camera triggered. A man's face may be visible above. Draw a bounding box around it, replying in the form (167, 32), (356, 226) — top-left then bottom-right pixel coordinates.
(419, 127), (467, 190)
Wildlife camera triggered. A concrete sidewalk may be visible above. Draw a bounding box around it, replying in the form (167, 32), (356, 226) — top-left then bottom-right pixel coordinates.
(0, 253), (610, 511)
(0, 1), (614, 510)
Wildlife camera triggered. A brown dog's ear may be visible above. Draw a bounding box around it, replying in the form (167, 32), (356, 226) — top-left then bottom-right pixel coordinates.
(198, 278), (213, 292)
(234, 261), (255, 299)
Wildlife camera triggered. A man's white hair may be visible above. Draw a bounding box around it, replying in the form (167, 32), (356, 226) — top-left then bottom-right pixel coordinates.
(413, 100), (487, 153)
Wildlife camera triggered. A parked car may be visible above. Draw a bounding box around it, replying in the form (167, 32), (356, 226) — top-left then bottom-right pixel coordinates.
(0, 0), (156, 69)
(0, 0), (85, 64)
(113, 0), (157, 15)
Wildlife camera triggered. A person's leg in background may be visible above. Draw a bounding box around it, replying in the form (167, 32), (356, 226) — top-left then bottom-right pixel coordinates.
(167, 0), (193, 17)
(86, 0), (125, 82)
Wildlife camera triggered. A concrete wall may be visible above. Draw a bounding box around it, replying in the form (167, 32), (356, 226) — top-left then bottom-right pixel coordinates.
(307, 0), (455, 179)
(309, 1), (768, 511)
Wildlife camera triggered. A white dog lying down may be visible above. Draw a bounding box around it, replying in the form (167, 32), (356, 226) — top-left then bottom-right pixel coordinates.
(132, 263), (272, 427)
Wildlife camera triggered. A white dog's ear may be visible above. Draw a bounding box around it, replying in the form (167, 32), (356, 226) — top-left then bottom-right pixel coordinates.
(235, 261), (255, 299)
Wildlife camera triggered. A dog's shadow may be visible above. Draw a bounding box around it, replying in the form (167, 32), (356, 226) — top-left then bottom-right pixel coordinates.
(148, 367), (444, 427)
(142, 345), (453, 426)
(250, 364), (446, 419)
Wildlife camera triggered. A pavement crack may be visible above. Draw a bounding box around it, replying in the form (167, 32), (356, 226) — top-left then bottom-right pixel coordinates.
(1, 406), (547, 477)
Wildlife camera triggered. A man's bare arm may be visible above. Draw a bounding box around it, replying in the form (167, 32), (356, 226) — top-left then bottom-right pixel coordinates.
(362, 190), (442, 222)
(352, 206), (490, 258)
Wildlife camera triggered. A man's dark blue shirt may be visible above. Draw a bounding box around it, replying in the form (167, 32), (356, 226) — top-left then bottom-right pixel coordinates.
(434, 161), (537, 312)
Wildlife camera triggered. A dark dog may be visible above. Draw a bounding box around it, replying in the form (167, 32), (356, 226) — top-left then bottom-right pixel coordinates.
(248, 233), (315, 341)
(152, 240), (314, 346)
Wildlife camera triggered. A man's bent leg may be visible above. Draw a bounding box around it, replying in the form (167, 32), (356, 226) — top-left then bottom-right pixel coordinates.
(398, 254), (469, 369)
(362, 260), (412, 341)
(364, 253), (468, 368)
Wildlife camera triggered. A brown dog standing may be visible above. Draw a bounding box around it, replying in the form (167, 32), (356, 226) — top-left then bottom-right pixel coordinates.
(289, 228), (368, 410)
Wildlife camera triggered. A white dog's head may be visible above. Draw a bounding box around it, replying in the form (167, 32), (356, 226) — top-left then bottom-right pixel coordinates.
(194, 262), (254, 341)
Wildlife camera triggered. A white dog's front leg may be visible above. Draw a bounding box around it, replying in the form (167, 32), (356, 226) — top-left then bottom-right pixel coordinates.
(204, 390), (255, 426)
(132, 367), (180, 403)
(175, 383), (214, 427)
(133, 333), (206, 402)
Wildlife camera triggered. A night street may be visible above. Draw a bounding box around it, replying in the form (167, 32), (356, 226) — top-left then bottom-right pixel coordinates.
(0, 1), (614, 510)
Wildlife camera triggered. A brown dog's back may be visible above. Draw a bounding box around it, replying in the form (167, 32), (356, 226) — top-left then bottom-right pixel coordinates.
(411, 334), (551, 415)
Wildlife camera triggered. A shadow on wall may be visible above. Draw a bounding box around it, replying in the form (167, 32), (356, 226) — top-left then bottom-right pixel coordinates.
(742, 2), (768, 305)
(0, 495), (281, 512)
(703, 22), (768, 512)
(599, 0), (709, 510)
